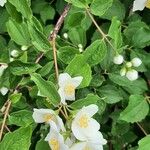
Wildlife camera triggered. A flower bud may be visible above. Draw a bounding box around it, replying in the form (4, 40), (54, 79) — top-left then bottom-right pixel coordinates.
(126, 62), (132, 68)
(0, 64), (8, 76)
(126, 69), (138, 81)
(78, 44), (83, 49)
(0, 87), (8, 95)
(131, 57), (142, 67)
(63, 33), (68, 39)
(21, 45), (28, 51)
(113, 55), (124, 65)
(11, 50), (19, 58)
(79, 48), (83, 53)
(120, 67), (126, 76)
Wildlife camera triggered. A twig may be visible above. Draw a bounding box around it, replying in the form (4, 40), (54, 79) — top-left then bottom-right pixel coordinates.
(49, 4), (71, 81)
(86, 9), (116, 52)
(35, 52), (44, 64)
(4, 125), (11, 132)
(136, 122), (148, 136)
(63, 106), (69, 118)
(0, 101), (11, 141)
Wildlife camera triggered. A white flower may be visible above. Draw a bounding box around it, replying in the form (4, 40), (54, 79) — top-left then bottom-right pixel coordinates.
(21, 45), (28, 51)
(32, 108), (65, 131)
(78, 44), (83, 49)
(63, 33), (68, 39)
(70, 132), (107, 150)
(126, 62), (132, 68)
(0, 87), (8, 95)
(58, 73), (83, 105)
(133, 0), (150, 12)
(45, 121), (69, 150)
(11, 50), (19, 58)
(10, 57), (14, 62)
(126, 69), (138, 81)
(0, 0), (7, 7)
(113, 55), (124, 65)
(0, 63), (8, 76)
(131, 57), (142, 67)
(71, 104), (100, 141)
(120, 68), (126, 76)
(79, 48), (83, 53)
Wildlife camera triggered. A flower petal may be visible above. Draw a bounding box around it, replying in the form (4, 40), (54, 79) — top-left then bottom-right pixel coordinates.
(133, 0), (147, 11)
(71, 76), (83, 88)
(58, 88), (66, 105)
(58, 73), (71, 87)
(70, 142), (86, 150)
(82, 104), (98, 117)
(56, 115), (66, 132)
(0, 0), (6, 7)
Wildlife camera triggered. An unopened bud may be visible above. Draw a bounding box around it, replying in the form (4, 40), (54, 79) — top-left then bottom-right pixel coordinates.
(126, 69), (138, 81)
(11, 50), (19, 58)
(131, 57), (142, 67)
(113, 55), (124, 65)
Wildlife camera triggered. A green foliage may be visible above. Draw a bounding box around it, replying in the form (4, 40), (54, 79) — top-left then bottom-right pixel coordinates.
(0, 126), (32, 150)
(138, 135), (150, 150)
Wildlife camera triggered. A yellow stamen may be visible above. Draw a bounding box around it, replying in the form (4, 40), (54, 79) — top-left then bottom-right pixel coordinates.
(64, 83), (75, 95)
(83, 146), (91, 150)
(43, 114), (53, 122)
(78, 115), (89, 128)
(49, 138), (60, 150)
(146, 0), (150, 9)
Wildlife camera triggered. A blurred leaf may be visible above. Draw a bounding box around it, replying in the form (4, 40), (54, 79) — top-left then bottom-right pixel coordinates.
(35, 139), (49, 150)
(138, 135), (150, 150)
(9, 93), (22, 104)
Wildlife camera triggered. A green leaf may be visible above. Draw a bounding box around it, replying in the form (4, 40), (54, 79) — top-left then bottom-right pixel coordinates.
(38, 61), (54, 77)
(28, 23), (51, 52)
(8, 0), (32, 19)
(68, 27), (86, 47)
(70, 94), (100, 109)
(31, 73), (60, 106)
(67, 12), (85, 28)
(8, 110), (34, 127)
(9, 93), (22, 104)
(0, 126), (32, 150)
(36, 139), (49, 150)
(9, 61), (41, 76)
(101, 0), (125, 21)
(83, 40), (107, 66)
(6, 19), (31, 45)
(65, 54), (92, 88)
(138, 135), (150, 150)
(90, 0), (113, 17)
(99, 85), (123, 104)
(58, 46), (79, 64)
(119, 95), (149, 123)
(108, 17), (122, 49)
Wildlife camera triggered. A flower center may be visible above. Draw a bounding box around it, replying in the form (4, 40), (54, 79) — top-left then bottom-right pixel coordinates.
(78, 115), (89, 128)
(146, 0), (150, 8)
(43, 114), (53, 122)
(64, 83), (75, 95)
(83, 146), (91, 150)
(49, 138), (60, 150)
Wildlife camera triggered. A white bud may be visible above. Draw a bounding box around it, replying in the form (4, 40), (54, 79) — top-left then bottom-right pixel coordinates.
(131, 57), (142, 67)
(0, 64), (7, 76)
(126, 69), (138, 81)
(78, 44), (83, 49)
(21, 45), (28, 51)
(120, 67), (126, 76)
(126, 62), (132, 68)
(63, 33), (68, 39)
(10, 57), (14, 62)
(113, 55), (124, 65)
(11, 50), (19, 58)
(79, 47), (83, 53)
(0, 87), (8, 95)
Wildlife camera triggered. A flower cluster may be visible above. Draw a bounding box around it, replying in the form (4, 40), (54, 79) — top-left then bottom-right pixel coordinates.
(32, 73), (106, 150)
(113, 55), (142, 81)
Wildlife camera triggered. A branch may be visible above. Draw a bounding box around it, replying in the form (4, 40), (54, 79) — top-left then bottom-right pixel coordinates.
(49, 4), (71, 81)
(136, 122), (148, 136)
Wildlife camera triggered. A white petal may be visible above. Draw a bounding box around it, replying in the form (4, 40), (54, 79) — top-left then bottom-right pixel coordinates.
(0, 0), (6, 7)
(56, 115), (66, 132)
(0, 87), (8, 95)
(82, 104), (98, 117)
(71, 76), (83, 88)
(58, 73), (71, 87)
(58, 88), (66, 105)
(65, 92), (75, 101)
(133, 0), (147, 11)
(70, 142), (86, 150)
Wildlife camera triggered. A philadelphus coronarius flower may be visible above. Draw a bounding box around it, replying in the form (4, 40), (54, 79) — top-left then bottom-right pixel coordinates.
(58, 73), (83, 105)
(126, 69), (138, 81)
(131, 57), (142, 67)
(0, 63), (8, 76)
(0, 0), (6, 7)
(133, 0), (150, 12)
(32, 108), (65, 131)
(45, 121), (69, 150)
(113, 54), (124, 65)
(0, 87), (8, 95)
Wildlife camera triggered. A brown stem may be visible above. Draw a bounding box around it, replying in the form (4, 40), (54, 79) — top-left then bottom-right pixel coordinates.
(35, 52), (44, 64)
(0, 101), (11, 141)
(136, 122), (148, 136)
